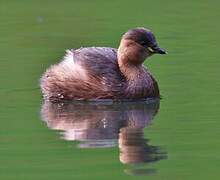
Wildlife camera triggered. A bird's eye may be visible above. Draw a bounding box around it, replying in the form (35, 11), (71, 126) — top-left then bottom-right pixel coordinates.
(140, 41), (148, 47)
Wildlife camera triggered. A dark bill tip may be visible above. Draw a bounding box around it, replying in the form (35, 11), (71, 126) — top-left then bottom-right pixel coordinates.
(154, 47), (167, 55)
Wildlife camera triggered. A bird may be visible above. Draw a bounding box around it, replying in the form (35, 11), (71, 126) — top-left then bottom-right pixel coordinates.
(40, 27), (166, 101)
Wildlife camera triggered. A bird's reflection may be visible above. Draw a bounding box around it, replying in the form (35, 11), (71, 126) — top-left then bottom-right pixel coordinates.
(41, 100), (167, 175)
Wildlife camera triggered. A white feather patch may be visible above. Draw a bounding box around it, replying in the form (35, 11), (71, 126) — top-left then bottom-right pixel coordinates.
(57, 49), (87, 80)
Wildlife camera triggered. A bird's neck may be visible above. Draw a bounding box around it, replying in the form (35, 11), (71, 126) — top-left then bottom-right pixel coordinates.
(117, 51), (158, 98)
(117, 45), (146, 81)
(120, 61), (152, 98)
(117, 39), (149, 81)
(118, 60), (145, 81)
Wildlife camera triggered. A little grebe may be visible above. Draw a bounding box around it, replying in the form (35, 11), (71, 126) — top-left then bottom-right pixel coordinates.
(40, 27), (166, 101)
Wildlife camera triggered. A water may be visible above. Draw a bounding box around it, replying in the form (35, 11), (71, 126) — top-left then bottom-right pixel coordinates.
(1, 0), (220, 179)
(41, 100), (166, 169)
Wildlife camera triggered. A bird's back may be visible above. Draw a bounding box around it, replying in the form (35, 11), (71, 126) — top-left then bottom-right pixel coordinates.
(41, 47), (125, 101)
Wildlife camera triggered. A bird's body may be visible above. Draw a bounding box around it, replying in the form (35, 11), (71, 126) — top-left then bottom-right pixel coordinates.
(40, 28), (166, 101)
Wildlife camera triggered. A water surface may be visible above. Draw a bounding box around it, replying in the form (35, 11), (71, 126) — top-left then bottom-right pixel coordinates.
(41, 100), (166, 173)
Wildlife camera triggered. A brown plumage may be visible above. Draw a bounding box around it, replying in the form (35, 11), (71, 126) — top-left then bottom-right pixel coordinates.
(40, 27), (166, 101)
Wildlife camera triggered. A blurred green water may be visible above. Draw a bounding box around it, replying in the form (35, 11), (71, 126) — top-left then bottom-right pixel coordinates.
(0, 0), (220, 179)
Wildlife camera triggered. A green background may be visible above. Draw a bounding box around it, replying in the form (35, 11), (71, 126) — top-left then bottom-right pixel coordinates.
(0, 0), (220, 179)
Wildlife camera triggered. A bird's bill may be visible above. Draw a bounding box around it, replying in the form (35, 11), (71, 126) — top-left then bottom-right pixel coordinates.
(148, 46), (167, 54)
